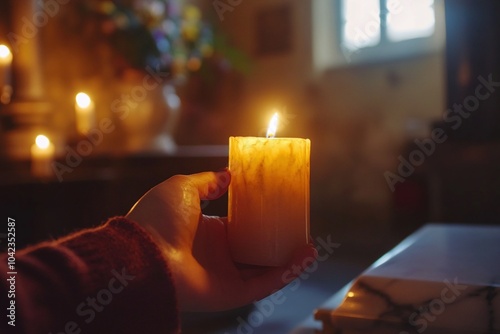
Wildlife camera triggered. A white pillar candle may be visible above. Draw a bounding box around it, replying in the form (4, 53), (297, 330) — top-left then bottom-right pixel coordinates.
(75, 92), (95, 135)
(31, 134), (55, 178)
(228, 113), (311, 266)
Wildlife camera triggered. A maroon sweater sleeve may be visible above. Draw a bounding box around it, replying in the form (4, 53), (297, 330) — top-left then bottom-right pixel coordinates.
(0, 217), (179, 334)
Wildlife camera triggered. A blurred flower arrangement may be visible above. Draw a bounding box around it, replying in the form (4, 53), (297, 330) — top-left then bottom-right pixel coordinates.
(84, 0), (218, 80)
(42, 0), (250, 149)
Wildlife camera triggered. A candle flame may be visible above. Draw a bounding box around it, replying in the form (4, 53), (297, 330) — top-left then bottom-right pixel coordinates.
(266, 112), (279, 138)
(0, 45), (12, 61)
(35, 135), (50, 149)
(76, 92), (92, 108)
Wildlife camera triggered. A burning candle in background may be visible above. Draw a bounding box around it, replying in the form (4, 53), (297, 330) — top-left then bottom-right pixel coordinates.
(0, 44), (12, 84)
(75, 92), (95, 135)
(0, 44), (13, 104)
(228, 112), (311, 266)
(31, 134), (55, 178)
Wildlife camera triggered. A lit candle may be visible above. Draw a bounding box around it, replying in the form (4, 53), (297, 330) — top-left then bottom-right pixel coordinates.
(75, 92), (95, 135)
(0, 44), (13, 101)
(228, 113), (311, 266)
(31, 134), (55, 178)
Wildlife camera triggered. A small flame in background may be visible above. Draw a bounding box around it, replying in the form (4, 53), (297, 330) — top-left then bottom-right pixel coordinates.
(266, 112), (279, 138)
(35, 135), (50, 149)
(76, 92), (92, 108)
(0, 45), (12, 61)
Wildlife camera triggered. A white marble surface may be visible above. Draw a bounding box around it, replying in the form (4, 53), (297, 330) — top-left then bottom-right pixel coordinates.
(302, 224), (500, 334)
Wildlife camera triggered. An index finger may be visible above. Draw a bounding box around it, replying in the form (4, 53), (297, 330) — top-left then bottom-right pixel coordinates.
(189, 169), (231, 200)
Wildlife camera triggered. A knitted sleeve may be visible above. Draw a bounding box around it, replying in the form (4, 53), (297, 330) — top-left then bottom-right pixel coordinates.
(0, 216), (179, 334)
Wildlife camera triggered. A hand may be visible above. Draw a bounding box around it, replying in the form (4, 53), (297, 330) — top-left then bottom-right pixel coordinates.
(126, 170), (317, 312)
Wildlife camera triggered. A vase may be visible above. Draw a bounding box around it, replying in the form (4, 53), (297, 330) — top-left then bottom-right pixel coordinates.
(116, 70), (180, 155)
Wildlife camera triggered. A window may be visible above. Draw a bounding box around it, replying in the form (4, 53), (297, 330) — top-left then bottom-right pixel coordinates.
(340, 0), (437, 62)
(312, 0), (444, 71)
(386, 0), (435, 42)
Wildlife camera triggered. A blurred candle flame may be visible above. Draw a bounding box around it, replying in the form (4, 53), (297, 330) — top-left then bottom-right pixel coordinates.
(266, 112), (279, 138)
(76, 92), (91, 108)
(0, 45), (12, 62)
(35, 135), (50, 149)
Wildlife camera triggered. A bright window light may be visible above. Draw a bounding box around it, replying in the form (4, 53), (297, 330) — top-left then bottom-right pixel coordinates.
(342, 0), (380, 51)
(387, 0), (436, 42)
(312, 0), (443, 69)
(341, 0), (436, 51)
